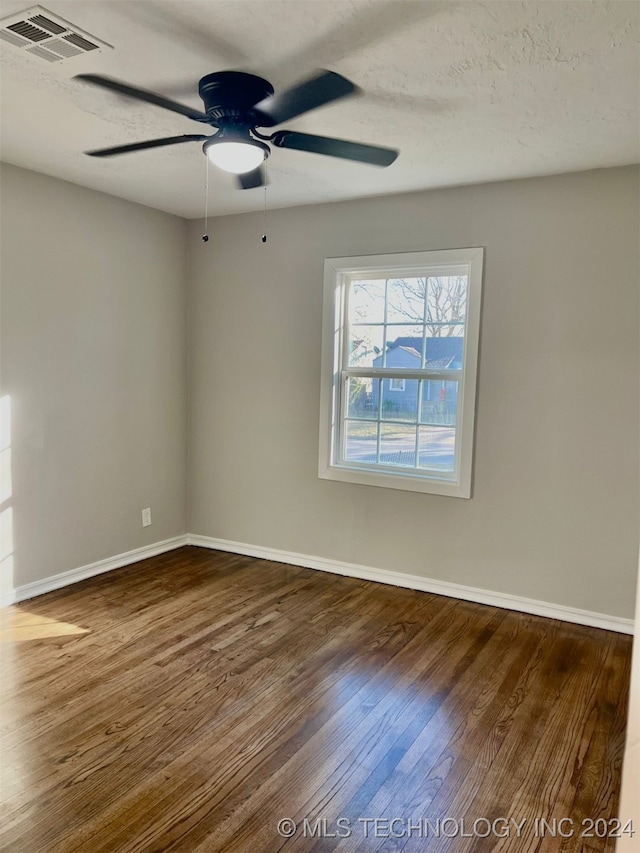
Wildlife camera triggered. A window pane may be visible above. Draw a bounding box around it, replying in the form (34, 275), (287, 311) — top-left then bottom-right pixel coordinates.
(348, 325), (384, 367)
(425, 275), (468, 328)
(344, 420), (378, 463)
(383, 325), (424, 367)
(420, 380), (458, 425)
(424, 332), (465, 369)
(386, 278), (425, 324)
(380, 378), (418, 422)
(349, 280), (385, 324)
(346, 377), (378, 419)
(418, 426), (456, 472)
(380, 424), (417, 467)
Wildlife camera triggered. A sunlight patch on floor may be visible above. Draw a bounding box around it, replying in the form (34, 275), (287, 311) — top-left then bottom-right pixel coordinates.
(0, 609), (89, 642)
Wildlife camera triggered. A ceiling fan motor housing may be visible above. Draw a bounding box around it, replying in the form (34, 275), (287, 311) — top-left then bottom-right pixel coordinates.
(198, 71), (274, 122)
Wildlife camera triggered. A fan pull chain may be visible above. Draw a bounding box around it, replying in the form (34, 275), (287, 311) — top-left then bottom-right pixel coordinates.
(202, 156), (210, 243)
(261, 160), (268, 244)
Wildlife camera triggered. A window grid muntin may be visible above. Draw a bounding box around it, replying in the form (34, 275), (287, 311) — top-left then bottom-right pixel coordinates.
(347, 273), (468, 374)
(341, 374), (461, 476)
(337, 437), (458, 481)
(339, 269), (470, 479)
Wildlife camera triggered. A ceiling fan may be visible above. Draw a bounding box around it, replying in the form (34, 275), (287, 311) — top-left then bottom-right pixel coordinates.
(75, 70), (399, 189)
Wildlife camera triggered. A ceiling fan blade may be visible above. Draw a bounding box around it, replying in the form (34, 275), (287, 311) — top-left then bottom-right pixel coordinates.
(113, 1), (250, 67)
(266, 1), (442, 82)
(272, 131), (398, 167)
(75, 74), (211, 123)
(252, 70), (359, 127)
(86, 135), (209, 157)
(236, 166), (266, 190)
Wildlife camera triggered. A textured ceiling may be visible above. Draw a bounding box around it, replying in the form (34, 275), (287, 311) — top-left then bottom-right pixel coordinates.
(0, 0), (638, 218)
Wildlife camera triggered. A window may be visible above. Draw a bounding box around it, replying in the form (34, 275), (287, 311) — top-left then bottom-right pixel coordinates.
(319, 248), (483, 497)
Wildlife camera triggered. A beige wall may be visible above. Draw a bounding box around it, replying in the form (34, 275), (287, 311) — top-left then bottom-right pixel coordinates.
(1, 164), (637, 619)
(188, 166), (639, 619)
(0, 164), (188, 591)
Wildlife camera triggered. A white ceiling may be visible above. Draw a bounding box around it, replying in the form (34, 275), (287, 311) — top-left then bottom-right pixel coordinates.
(0, 0), (638, 219)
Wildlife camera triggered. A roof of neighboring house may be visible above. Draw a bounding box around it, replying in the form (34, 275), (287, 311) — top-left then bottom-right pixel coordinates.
(396, 346), (421, 359)
(383, 336), (464, 368)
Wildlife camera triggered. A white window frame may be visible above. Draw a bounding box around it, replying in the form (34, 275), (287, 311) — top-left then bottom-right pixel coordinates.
(318, 248), (483, 498)
(388, 378), (406, 392)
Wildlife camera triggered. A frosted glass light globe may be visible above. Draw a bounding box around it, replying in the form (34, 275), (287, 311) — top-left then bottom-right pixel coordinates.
(206, 141), (265, 174)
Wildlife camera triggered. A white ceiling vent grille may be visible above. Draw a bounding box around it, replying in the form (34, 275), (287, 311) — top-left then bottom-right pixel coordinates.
(0, 6), (112, 63)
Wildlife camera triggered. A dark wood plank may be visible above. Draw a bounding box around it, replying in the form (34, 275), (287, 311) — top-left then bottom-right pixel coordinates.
(0, 546), (631, 853)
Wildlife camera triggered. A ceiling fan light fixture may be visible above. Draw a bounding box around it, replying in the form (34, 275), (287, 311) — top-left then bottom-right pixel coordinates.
(204, 137), (268, 174)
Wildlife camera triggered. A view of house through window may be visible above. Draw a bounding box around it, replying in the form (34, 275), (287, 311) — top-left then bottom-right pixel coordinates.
(320, 249), (483, 497)
(346, 273), (466, 473)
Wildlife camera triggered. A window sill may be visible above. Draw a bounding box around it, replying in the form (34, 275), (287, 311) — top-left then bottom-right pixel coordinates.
(319, 462), (471, 498)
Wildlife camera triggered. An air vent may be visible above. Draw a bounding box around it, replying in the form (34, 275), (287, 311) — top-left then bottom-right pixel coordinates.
(63, 32), (98, 51)
(8, 20), (49, 41)
(26, 44), (60, 62)
(29, 13), (66, 35)
(46, 38), (84, 59)
(0, 30), (28, 48)
(0, 5), (112, 63)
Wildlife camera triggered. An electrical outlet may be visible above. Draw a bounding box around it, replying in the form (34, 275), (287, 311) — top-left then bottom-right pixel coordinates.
(142, 507), (152, 527)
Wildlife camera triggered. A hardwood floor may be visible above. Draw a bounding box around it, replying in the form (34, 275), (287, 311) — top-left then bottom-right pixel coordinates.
(0, 546), (632, 853)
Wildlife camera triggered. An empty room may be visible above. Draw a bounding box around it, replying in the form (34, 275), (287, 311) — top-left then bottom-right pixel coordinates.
(1, 1), (639, 851)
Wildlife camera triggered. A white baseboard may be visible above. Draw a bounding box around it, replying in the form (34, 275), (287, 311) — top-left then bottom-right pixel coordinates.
(3, 533), (634, 636)
(188, 534), (635, 635)
(3, 535), (189, 607)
